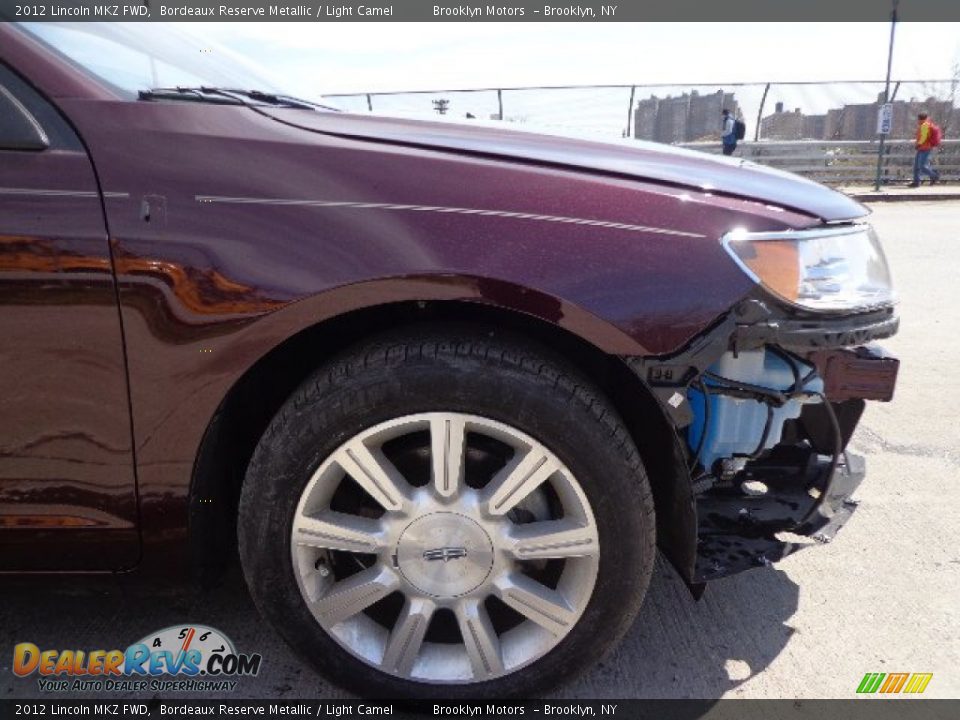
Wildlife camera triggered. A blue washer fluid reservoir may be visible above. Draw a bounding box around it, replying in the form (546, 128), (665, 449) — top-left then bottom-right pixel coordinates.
(687, 349), (824, 471)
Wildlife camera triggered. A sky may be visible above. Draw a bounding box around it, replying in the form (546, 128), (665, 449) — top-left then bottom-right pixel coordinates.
(187, 22), (960, 97)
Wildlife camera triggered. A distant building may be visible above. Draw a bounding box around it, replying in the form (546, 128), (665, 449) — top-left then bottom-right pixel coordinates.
(765, 92), (955, 141)
(803, 114), (826, 140)
(759, 102), (829, 141)
(633, 90), (740, 143)
(656, 95), (691, 144)
(633, 97), (659, 140)
(687, 90), (734, 141)
(885, 94), (953, 138)
(825, 102), (873, 140)
(761, 102), (805, 140)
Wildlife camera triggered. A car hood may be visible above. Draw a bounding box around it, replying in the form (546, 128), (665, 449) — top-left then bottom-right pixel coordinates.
(261, 109), (869, 223)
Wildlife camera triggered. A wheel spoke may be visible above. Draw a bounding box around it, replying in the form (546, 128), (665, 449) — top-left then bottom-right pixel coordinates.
(430, 415), (467, 498)
(293, 511), (385, 554)
(333, 439), (408, 512)
(494, 573), (577, 637)
(381, 597), (435, 676)
(483, 447), (557, 516)
(310, 565), (399, 627)
(456, 598), (504, 679)
(506, 518), (598, 560)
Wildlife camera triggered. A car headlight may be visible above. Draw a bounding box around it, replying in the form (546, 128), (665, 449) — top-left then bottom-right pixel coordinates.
(722, 224), (895, 312)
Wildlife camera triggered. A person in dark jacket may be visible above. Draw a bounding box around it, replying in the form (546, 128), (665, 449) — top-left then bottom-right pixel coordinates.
(720, 108), (737, 155)
(909, 111), (941, 187)
(721, 109), (737, 156)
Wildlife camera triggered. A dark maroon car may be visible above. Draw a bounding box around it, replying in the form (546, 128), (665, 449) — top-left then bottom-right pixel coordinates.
(0, 22), (899, 698)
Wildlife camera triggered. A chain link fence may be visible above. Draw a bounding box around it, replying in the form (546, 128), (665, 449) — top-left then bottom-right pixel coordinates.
(327, 80), (960, 185)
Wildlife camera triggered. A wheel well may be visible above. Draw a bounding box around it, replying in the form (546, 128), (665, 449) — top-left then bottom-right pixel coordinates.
(189, 300), (696, 583)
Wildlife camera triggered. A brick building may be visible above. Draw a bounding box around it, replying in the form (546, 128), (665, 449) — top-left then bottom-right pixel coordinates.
(633, 90), (740, 143)
(761, 93), (954, 141)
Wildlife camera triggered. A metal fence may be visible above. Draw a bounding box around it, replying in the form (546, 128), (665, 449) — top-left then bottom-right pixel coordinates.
(326, 80), (960, 185)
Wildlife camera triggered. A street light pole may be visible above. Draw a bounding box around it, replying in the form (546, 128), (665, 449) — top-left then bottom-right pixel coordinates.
(874, 0), (899, 191)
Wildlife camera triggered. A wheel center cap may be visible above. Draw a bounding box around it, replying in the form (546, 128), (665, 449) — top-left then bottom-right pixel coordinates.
(395, 512), (494, 598)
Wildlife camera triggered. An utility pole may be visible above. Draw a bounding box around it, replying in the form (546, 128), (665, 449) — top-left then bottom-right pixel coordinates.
(874, 0), (899, 190)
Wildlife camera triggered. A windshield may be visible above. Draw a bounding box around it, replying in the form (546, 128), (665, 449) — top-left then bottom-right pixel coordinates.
(19, 22), (287, 99)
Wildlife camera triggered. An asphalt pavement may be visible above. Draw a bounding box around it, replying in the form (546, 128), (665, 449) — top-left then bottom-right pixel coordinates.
(2, 201), (958, 701)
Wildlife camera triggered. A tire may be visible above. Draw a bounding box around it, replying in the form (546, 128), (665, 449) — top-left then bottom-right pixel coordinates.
(238, 324), (655, 699)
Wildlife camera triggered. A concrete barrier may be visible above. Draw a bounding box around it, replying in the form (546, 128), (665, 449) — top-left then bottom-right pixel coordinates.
(681, 139), (959, 185)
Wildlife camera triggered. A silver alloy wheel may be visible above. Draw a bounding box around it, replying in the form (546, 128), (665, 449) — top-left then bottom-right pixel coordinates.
(290, 412), (600, 684)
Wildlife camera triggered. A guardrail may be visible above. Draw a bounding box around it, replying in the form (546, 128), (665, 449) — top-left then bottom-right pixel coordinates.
(682, 139), (959, 185)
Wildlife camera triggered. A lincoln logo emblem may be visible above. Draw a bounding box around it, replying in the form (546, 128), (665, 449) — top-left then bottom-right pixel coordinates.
(422, 546), (468, 562)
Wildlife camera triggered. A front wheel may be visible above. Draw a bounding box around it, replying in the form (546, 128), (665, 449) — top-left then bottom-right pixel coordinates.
(238, 327), (655, 698)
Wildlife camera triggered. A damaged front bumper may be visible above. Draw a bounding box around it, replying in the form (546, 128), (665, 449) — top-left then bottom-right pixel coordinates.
(696, 448), (865, 581)
(626, 297), (899, 585)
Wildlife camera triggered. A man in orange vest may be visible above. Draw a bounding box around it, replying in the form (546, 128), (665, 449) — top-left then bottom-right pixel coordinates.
(909, 111), (941, 188)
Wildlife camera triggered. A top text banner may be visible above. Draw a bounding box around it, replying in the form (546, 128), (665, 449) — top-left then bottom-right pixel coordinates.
(3, 0), (960, 22)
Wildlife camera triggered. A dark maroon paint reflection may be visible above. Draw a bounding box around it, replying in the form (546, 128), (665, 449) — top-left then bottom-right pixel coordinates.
(0, 25), (859, 574)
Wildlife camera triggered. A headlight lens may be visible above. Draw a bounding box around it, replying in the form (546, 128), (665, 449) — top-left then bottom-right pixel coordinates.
(722, 224), (895, 312)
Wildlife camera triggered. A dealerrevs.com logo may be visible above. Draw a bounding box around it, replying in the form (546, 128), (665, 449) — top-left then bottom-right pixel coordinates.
(13, 625), (262, 693)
